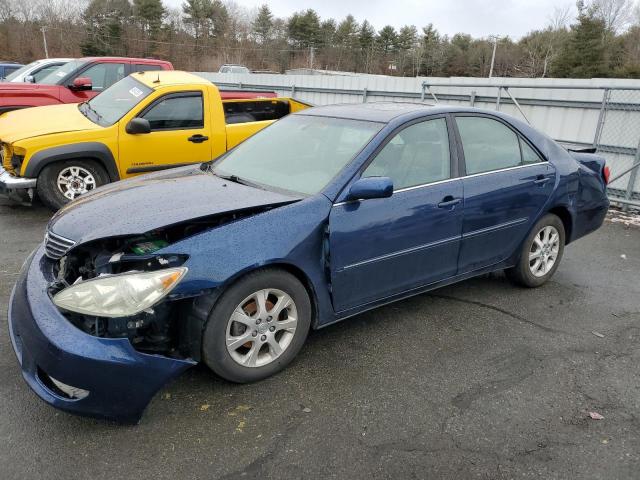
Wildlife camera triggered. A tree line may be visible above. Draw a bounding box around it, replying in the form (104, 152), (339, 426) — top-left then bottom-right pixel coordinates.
(0, 0), (639, 78)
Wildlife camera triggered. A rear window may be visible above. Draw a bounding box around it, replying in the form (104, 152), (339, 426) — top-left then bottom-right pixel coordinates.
(224, 100), (290, 124)
(135, 64), (163, 72)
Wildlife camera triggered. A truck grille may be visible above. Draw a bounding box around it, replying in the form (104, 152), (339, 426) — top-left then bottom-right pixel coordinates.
(44, 231), (76, 260)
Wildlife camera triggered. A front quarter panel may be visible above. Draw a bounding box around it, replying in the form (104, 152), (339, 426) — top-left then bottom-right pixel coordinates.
(159, 195), (335, 325)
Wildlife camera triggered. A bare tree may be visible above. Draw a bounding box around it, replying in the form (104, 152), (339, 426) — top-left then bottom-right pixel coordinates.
(590, 0), (634, 32)
(548, 4), (573, 30)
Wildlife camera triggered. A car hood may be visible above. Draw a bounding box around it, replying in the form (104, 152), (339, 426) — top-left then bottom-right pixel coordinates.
(0, 103), (100, 143)
(48, 166), (301, 245)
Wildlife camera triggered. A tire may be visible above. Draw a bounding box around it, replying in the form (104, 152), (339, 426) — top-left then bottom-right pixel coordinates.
(36, 159), (110, 211)
(202, 269), (312, 383)
(506, 213), (565, 288)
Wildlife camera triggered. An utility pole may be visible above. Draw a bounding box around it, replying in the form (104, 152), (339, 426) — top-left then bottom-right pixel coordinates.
(309, 46), (315, 70)
(488, 35), (499, 78)
(41, 27), (49, 58)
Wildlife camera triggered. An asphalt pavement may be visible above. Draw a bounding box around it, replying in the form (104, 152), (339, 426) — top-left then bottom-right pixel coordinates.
(1, 200), (639, 479)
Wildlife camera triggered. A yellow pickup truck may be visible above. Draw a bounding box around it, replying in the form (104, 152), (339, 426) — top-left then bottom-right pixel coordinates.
(0, 71), (309, 209)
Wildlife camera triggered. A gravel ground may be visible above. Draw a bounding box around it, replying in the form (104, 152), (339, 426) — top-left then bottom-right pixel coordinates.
(1, 201), (639, 480)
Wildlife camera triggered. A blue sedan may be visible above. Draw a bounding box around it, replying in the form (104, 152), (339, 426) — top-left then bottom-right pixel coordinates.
(9, 103), (610, 422)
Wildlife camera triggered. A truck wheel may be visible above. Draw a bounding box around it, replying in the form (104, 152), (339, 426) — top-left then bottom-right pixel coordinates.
(505, 213), (565, 288)
(202, 269), (312, 383)
(37, 160), (110, 210)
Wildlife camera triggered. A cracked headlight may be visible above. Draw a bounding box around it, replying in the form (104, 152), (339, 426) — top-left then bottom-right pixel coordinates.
(52, 267), (187, 318)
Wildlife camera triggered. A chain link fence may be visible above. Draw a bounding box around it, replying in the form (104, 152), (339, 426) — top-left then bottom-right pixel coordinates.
(593, 88), (640, 204)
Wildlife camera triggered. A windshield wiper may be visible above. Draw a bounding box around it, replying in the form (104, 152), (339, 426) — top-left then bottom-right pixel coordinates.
(214, 172), (267, 190)
(215, 172), (246, 184)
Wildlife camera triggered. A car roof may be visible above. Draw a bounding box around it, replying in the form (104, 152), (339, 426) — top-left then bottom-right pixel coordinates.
(36, 58), (74, 63)
(131, 70), (210, 88)
(297, 102), (521, 124)
(80, 57), (171, 64)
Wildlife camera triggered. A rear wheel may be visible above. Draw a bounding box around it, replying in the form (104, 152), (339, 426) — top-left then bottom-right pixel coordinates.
(506, 213), (565, 288)
(202, 269), (311, 383)
(37, 159), (110, 210)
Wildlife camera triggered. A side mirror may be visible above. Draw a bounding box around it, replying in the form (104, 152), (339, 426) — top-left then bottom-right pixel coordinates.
(24, 75), (35, 83)
(347, 177), (393, 201)
(126, 118), (151, 135)
(70, 77), (92, 90)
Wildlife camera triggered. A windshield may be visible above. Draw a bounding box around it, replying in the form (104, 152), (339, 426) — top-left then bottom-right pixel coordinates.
(4, 61), (38, 81)
(79, 76), (153, 126)
(39, 59), (85, 84)
(213, 115), (382, 195)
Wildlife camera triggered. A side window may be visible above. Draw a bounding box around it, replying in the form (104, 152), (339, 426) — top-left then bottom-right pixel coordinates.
(363, 118), (450, 190)
(456, 116), (521, 175)
(134, 64), (162, 72)
(520, 139), (543, 165)
(4, 66), (19, 76)
(78, 63), (125, 91)
(33, 64), (63, 82)
(141, 93), (204, 130)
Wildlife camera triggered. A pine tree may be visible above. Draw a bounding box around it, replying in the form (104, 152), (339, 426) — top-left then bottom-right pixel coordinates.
(252, 4), (273, 44)
(554, 5), (609, 77)
(81, 0), (132, 56)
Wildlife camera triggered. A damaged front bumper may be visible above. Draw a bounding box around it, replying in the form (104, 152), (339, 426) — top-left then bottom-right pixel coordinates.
(8, 245), (196, 423)
(0, 165), (36, 204)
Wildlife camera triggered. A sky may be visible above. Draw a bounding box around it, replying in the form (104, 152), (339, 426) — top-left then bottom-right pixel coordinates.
(164, 0), (577, 39)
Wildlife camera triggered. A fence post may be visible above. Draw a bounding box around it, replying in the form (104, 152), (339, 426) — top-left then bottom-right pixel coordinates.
(421, 83), (426, 102)
(624, 139), (640, 210)
(496, 86), (502, 110)
(470, 90), (476, 107)
(593, 88), (610, 148)
(363, 87), (368, 103)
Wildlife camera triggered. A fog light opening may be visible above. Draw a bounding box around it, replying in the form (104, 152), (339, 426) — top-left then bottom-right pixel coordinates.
(37, 368), (90, 400)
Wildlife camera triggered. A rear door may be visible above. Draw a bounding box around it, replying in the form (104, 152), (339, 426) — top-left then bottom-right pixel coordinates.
(329, 116), (464, 312)
(454, 114), (555, 273)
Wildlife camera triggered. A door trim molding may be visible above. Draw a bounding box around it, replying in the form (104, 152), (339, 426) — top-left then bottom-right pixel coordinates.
(126, 162), (197, 174)
(462, 217), (529, 239)
(339, 234), (461, 272)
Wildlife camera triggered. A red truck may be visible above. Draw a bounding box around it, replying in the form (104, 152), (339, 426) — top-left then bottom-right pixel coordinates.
(0, 56), (276, 115)
(0, 57), (174, 114)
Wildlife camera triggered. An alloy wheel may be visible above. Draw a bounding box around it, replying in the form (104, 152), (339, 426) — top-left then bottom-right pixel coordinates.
(529, 225), (560, 277)
(225, 288), (298, 368)
(56, 166), (97, 200)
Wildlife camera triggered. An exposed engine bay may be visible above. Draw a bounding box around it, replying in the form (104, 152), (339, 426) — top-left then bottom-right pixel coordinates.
(48, 207), (279, 358)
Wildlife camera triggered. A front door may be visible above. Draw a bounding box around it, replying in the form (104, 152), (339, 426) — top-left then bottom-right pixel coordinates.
(329, 117), (464, 312)
(118, 90), (215, 176)
(454, 115), (556, 273)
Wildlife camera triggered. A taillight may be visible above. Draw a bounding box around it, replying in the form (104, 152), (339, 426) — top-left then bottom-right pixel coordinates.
(603, 165), (611, 184)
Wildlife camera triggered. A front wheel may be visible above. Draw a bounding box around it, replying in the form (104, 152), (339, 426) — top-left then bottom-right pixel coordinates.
(37, 159), (110, 210)
(506, 213), (565, 288)
(202, 269), (312, 383)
